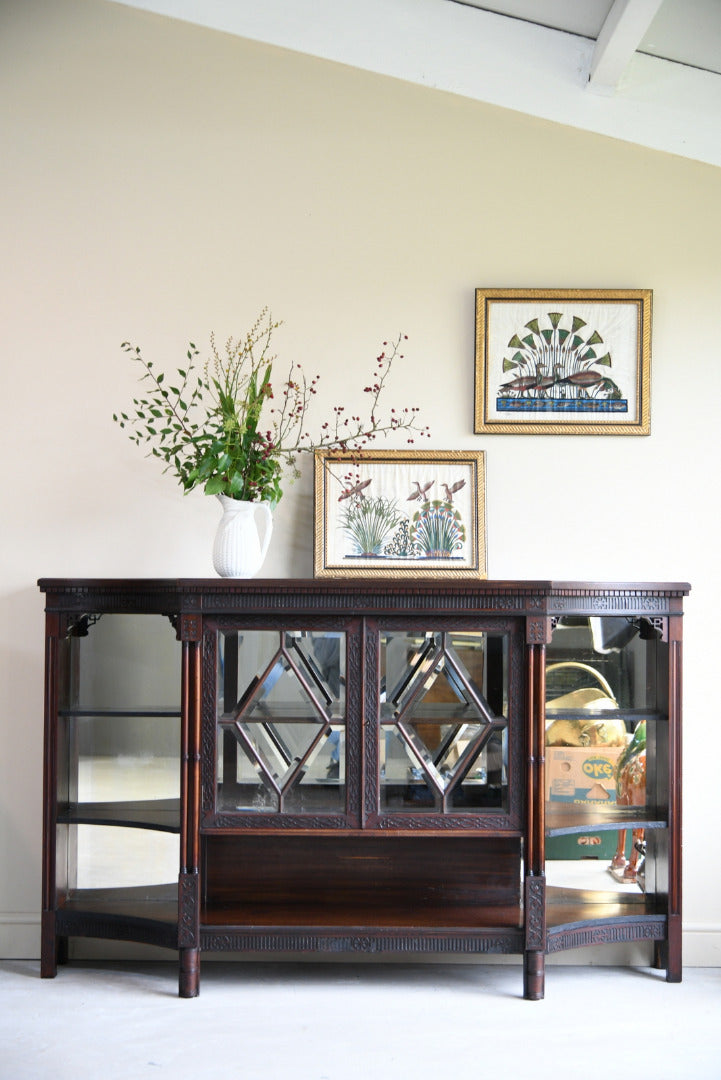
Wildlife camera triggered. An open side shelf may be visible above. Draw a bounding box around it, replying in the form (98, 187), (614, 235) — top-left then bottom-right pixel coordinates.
(546, 807), (666, 836)
(56, 884), (178, 951)
(60, 882), (178, 920)
(58, 798), (181, 832)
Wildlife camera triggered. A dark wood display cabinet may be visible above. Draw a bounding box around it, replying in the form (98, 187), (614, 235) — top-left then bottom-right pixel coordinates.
(39, 578), (689, 999)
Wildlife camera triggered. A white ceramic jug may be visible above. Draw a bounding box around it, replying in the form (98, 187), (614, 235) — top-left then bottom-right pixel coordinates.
(212, 494), (273, 578)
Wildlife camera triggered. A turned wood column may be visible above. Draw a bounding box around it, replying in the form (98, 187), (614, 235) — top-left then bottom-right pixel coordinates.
(665, 619), (683, 982)
(40, 612), (61, 979)
(523, 613), (551, 1000)
(178, 613), (202, 998)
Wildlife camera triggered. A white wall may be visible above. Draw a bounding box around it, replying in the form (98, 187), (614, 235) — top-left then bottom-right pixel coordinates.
(1, 0), (719, 964)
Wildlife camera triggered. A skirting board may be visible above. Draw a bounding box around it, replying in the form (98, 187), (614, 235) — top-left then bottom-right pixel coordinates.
(2, 915), (720, 967)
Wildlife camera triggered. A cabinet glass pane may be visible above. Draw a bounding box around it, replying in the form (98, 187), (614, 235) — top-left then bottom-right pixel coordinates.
(56, 614), (181, 830)
(217, 630), (346, 813)
(546, 616), (668, 871)
(547, 616), (665, 714)
(58, 715), (180, 828)
(59, 614), (180, 711)
(71, 825), (179, 891)
(379, 630), (509, 813)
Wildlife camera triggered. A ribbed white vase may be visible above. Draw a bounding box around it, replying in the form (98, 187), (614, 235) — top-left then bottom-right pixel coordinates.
(211, 495), (273, 578)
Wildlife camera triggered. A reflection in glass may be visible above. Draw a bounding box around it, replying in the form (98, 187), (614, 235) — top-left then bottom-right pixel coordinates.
(74, 825), (178, 891)
(56, 613), (181, 838)
(545, 616), (669, 878)
(546, 616), (664, 714)
(379, 631), (509, 813)
(66, 714), (180, 809)
(217, 630), (346, 813)
(60, 614), (181, 712)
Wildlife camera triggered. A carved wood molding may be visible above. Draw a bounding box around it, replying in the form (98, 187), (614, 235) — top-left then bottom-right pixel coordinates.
(525, 876), (546, 950)
(546, 918), (665, 953)
(178, 873), (199, 948)
(199, 929), (524, 954)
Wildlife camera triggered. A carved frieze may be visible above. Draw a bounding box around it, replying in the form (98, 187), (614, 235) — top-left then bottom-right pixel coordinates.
(200, 929), (523, 954)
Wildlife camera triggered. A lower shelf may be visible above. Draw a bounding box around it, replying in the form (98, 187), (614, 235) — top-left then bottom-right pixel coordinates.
(202, 832), (523, 923)
(546, 876), (666, 952)
(202, 899), (523, 930)
(55, 884), (178, 950)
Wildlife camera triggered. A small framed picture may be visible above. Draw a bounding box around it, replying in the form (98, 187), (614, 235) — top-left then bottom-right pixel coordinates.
(474, 288), (652, 434)
(314, 449), (486, 579)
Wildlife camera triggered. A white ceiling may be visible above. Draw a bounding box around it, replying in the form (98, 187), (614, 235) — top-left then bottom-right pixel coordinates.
(111, 0), (721, 167)
(454, 0), (721, 75)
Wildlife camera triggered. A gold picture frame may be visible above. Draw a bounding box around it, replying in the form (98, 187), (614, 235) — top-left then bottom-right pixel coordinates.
(474, 288), (652, 435)
(314, 449), (487, 579)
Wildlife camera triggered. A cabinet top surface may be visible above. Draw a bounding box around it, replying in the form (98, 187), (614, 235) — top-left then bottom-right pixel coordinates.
(37, 578), (690, 620)
(37, 577), (691, 593)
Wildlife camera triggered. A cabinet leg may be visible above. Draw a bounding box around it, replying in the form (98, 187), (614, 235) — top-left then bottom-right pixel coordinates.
(653, 939), (667, 970)
(665, 916), (682, 983)
(179, 948), (200, 998)
(40, 911), (58, 979)
(523, 951), (545, 1000)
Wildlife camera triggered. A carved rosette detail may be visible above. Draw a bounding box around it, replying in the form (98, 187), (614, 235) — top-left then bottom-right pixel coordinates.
(525, 876), (546, 949)
(178, 873), (199, 948)
(526, 617), (550, 645)
(179, 613), (201, 641)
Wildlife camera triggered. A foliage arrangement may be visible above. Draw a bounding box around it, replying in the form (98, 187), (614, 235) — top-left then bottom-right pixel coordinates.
(114, 310), (429, 505)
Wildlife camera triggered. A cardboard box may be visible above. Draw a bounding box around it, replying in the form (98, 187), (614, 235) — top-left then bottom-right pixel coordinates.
(546, 832), (626, 860)
(545, 745), (624, 805)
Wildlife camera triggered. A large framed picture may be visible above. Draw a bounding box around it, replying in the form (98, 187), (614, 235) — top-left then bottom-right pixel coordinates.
(314, 449), (486, 579)
(474, 288), (652, 435)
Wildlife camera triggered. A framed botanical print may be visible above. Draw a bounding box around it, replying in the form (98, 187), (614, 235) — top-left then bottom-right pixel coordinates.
(474, 288), (652, 434)
(314, 449), (486, 579)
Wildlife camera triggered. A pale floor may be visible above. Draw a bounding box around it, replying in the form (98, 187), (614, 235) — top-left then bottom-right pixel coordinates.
(21, 758), (715, 1078)
(1, 959), (719, 1080)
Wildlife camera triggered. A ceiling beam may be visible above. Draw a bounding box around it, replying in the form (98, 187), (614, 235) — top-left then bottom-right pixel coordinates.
(588, 0), (664, 92)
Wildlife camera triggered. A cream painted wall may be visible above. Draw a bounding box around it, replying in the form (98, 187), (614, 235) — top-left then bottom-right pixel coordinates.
(1, 0), (719, 964)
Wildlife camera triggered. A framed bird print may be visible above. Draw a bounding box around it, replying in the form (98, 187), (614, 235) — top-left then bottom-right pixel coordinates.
(314, 449), (486, 579)
(474, 288), (652, 435)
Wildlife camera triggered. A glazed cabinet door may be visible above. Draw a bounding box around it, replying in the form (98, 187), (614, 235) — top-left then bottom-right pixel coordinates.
(201, 617), (363, 829)
(364, 617), (526, 830)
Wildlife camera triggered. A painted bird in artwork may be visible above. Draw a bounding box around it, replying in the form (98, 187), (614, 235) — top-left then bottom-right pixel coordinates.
(407, 481), (433, 502)
(499, 373), (542, 396)
(557, 369), (606, 395)
(441, 479), (466, 503)
(338, 478), (372, 501)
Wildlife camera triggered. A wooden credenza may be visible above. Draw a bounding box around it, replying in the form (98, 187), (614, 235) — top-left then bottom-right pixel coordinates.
(38, 578), (689, 998)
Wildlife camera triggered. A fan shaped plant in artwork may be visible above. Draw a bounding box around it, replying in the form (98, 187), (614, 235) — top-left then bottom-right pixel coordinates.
(410, 501), (466, 558)
(498, 311), (624, 410)
(338, 496), (405, 557)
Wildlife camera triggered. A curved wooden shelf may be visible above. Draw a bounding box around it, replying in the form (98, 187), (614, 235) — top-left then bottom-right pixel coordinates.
(57, 884), (178, 950)
(546, 806), (666, 836)
(58, 798), (181, 833)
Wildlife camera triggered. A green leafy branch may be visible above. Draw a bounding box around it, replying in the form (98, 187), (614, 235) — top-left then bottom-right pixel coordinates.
(114, 310), (430, 504)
